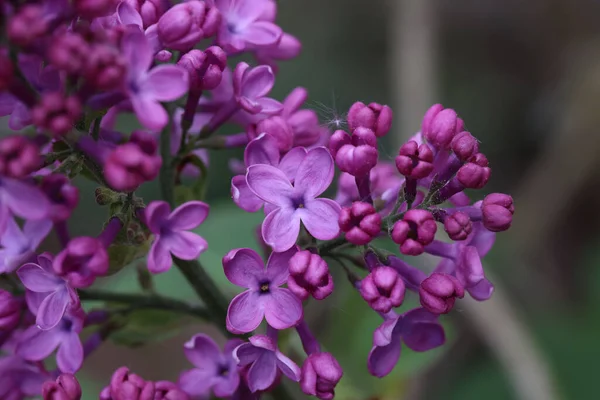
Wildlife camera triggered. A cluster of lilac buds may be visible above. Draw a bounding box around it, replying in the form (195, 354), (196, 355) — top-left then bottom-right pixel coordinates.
(0, 0), (514, 398)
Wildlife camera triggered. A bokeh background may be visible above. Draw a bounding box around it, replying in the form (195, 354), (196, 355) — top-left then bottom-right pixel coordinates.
(5, 0), (600, 398)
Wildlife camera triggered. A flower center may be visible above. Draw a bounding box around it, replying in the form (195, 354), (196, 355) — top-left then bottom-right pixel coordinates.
(218, 364), (229, 377)
(259, 281), (270, 294)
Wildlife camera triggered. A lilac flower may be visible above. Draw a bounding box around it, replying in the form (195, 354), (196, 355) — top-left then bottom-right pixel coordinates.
(121, 29), (189, 130)
(338, 201), (382, 245)
(223, 247), (302, 333)
(53, 237), (109, 288)
(255, 32), (302, 70)
(287, 250), (334, 301)
(233, 335), (301, 393)
(300, 352), (343, 400)
(42, 373), (82, 400)
(0, 216), (52, 274)
(233, 62), (282, 115)
(0, 176), (51, 236)
(142, 200), (209, 274)
(215, 0), (282, 53)
(0, 354), (48, 399)
(100, 367), (155, 400)
(246, 147), (341, 252)
(179, 334), (242, 397)
(18, 253), (79, 330)
(17, 308), (85, 374)
(419, 273), (464, 314)
(367, 308), (445, 378)
(231, 133), (307, 212)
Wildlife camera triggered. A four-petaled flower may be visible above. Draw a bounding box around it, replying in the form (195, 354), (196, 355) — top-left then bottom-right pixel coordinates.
(0, 217), (52, 274)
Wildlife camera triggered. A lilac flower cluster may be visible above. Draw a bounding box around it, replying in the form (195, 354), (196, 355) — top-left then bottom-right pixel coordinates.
(0, 0), (514, 398)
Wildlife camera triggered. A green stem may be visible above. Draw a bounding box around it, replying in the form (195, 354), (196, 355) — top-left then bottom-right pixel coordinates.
(79, 290), (210, 320)
(317, 236), (348, 254)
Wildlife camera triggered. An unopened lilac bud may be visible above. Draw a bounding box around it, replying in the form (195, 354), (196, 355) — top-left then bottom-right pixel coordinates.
(419, 273), (464, 314)
(73, 0), (117, 19)
(288, 250), (334, 301)
(0, 135), (41, 178)
(444, 211), (472, 241)
(338, 201), (381, 245)
(157, 1), (220, 51)
(300, 352), (343, 400)
(395, 140), (434, 179)
(457, 153), (491, 189)
(105, 131), (162, 192)
(125, 0), (168, 27)
(41, 175), (79, 221)
(48, 33), (89, 74)
(359, 266), (405, 313)
(391, 209), (437, 256)
(330, 128), (378, 177)
(154, 381), (189, 400)
(83, 45), (126, 91)
(54, 237), (109, 288)
(451, 131), (479, 161)
(482, 193), (514, 232)
(347, 101), (393, 137)
(248, 116), (293, 153)
(109, 367), (155, 400)
(43, 374), (82, 400)
(178, 46), (227, 92)
(422, 104), (463, 149)
(31, 93), (82, 136)
(8, 5), (47, 47)
(0, 289), (21, 332)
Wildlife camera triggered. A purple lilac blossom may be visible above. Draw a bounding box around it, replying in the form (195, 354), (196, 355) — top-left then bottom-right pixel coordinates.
(0, 216), (52, 274)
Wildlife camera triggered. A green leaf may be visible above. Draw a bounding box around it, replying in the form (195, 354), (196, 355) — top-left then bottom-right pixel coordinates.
(106, 241), (150, 276)
(110, 309), (190, 348)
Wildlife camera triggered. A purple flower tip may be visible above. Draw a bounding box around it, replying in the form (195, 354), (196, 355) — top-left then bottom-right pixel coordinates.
(391, 210), (437, 256)
(338, 201), (381, 245)
(359, 266), (405, 313)
(419, 273), (465, 314)
(288, 250), (334, 301)
(300, 352), (343, 400)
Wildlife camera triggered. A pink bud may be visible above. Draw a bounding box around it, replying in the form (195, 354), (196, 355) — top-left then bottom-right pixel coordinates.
(482, 193), (514, 232)
(391, 209), (437, 256)
(359, 266), (405, 313)
(330, 128), (378, 177)
(43, 374), (82, 400)
(451, 131), (479, 161)
(53, 237), (109, 288)
(421, 104), (463, 149)
(288, 251), (334, 301)
(347, 101), (393, 137)
(457, 153), (491, 189)
(178, 46), (227, 92)
(48, 33), (89, 74)
(444, 211), (472, 241)
(31, 93), (82, 137)
(109, 367), (155, 400)
(7, 5), (47, 47)
(300, 353), (343, 400)
(395, 140), (434, 179)
(419, 273), (464, 314)
(248, 116), (294, 153)
(83, 45), (126, 91)
(0, 289), (21, 332)
(74, 0), (118, 19)
(157, 1), (220, 51)
(154, 381), (189, 400)
(0, 135), (41, 178)
(338, 201), (381, 245)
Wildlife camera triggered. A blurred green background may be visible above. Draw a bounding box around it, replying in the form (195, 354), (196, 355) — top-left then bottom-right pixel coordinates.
(6, 0), (600, 398)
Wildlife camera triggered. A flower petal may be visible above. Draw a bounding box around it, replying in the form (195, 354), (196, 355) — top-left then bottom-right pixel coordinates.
(22, 219), (53, 250)
(242, 21), (282, 46)
(147, 238), (173, 274)
(299, 198), (341, 240)
(56, 332), (83, 373)
(254, 97), (283, 115)
(130, 96), (169, 131)
(16, 326), (62, 361)
(143, 201), (170, 233)
(247, 352), (277, 393)
(275, 351), (301, 382)
(36, 289), (70, 330)
(367, 340), (401, 378)
(244, 133), (280, 167)
(0, 216), (26, 250)
(226, 291), (265, 334)
(143, 65), (189, 102)
(234, 342), (263, 366)
(1, 178), (49, 220)
(261, 207), (300, 253)
(246, 164), (293, 206)
(232, 175), (264, 212)
(223, 248), (265, 289)
(278, 146), (307, 182)
(468, 278), (494, 301)
(121, 29), (152, 77)
(117, 1), (143, 27)
(213, 370), (240, 398)
(162, 231), (207, 260)
(242, 65), (275, 99)
(469, 223), (496, 256)
(167, 201), (209, 230)
(265, 246), (297, 286)
(17, 263), (61, 293)
(293, 147), (334, 199)
(456, 246), (484, 288)
(263, 288), (302, 330)
(183, 334), (221, 370)
(178, 368), (216, 396)
(402, 321), (445, 352)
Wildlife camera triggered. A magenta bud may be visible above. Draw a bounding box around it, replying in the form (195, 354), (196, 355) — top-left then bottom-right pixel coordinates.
(157, 1), (220, 51)
(7, 5), (48, 47)
(178, 46), (227, 92)
(422, 104), (463, 149)
(338, 201), (381, 245)
(53, 237), (109, 288)
(48, 33), (89, 74)
(31, 93), (82, 137)
(73, 0), (117, 19)
(0, 135), (41, 178)
(359, 266), (405, 313)
(83, 45), (126, 91)
(347, 101), (393, 137)
(248, 116), (293, 153)
(330, 128), (378, 177)
(105, 131), (162, 192)
(288, 250), (334, 301)
(395, 140), (434, 179)
(482, 193), (514, 232)
(109, 367), (155, 400)
(123, 0), (168, 27)
(43, 374), (82, 400)
(457, 153), (491, 189)
(154, 381), (189, 400)
(0, 289), (21, 332)
(391, 209), (437, 256)
(444, 211), (472, 241)
(419, 273), (464, 314)
(41, 174), (79, 221)
(300, 352), (343, 400)
(451, 131), (479, 161)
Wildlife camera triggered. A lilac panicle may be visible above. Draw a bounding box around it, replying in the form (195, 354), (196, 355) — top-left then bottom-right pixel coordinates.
(18, 253), (80, 330)
(233, 335), (301, 393)
(179, 334), (242, 397)
(42, 373), (82, 400)
(142, 200), (209, 274)
(300, 352), (343, 400)
(0, 216), (52, 274)
(223, 247), (302, 333)
(246, 147), (341, 252)
(287, 250), (334, 301)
